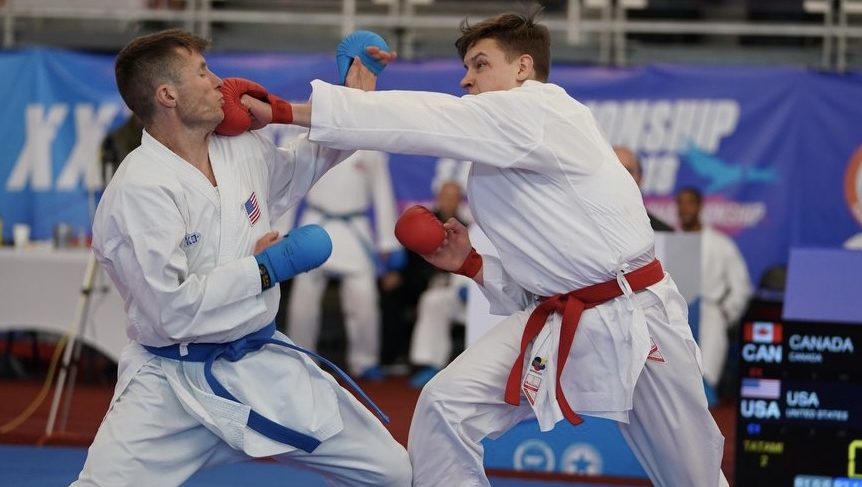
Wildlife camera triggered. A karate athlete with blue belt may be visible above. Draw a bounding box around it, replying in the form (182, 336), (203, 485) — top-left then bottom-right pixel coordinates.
(240, 7), (730, 487)
(287, 149), (401, 379)
(72, 29), (410, 486)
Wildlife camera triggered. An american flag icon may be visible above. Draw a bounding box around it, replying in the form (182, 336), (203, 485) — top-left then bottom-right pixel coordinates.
(740, 378), (781, 399)
(244, 192), (261, 225)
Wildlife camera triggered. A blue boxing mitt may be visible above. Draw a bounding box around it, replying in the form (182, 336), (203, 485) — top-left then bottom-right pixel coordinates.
(336, 30), (390, 85)
(255, 225), (333, 290)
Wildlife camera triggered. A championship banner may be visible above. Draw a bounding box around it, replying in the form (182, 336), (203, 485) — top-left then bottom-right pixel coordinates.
(1, 48), (862, 291)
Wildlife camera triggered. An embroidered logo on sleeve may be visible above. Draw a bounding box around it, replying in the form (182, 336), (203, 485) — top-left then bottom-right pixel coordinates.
(647, 337), (666, 363)
(244, 192), (261, 225)
(523, 356), (546, 406)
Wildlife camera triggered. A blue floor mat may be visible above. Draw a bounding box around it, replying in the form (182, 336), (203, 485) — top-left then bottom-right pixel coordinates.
(0, 444), (645, 486)
(0, 445), (326, 486)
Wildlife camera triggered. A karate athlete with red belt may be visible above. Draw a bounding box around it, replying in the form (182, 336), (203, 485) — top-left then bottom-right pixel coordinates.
(72, 30), (410, 486)
(240, 8), (729, 487)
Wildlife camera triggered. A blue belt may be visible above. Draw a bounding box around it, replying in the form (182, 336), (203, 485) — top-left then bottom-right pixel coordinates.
(143, 322), (389, 453)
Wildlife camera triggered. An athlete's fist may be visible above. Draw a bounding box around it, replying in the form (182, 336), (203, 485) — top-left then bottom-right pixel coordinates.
(215, 78), (294, 136)
(215, 78), (268, 136)
(255, 225), (333, 290)
(394, 205), (445, 255)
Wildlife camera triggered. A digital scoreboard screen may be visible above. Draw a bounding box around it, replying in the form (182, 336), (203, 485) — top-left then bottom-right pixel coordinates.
(736, 320), (862, 486)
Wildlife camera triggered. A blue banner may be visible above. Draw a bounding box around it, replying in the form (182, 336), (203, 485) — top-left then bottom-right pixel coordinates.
(1, 48), (861, 287)
(484, 417), (645, 477)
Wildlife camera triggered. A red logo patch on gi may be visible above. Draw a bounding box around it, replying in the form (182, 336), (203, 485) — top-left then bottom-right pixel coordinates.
(744, 322), (783, 344)
(523, 371), (542, 406)
(522, 355), (546, 406)
(244, 192), (261, 226)
(647, 337), (665, 363)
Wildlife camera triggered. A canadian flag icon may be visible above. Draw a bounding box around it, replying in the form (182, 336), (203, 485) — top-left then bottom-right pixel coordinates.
(744, 322), (783, 344)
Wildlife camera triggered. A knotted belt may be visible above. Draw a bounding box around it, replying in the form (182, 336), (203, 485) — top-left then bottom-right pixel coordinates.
(504, 259), (664, 425)
(144, 322), (388, 453)
(306, 203), (381, 271)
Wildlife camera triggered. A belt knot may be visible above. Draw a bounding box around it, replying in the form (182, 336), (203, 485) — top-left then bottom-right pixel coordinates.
(222, 336), (257, 362)
(503, 259), (665, 426)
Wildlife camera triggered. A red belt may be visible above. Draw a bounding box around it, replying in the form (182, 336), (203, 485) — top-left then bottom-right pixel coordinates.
(504, 259), (664, 425)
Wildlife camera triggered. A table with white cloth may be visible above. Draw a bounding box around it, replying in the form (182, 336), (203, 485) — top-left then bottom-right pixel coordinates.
(0, 247), (127, 363)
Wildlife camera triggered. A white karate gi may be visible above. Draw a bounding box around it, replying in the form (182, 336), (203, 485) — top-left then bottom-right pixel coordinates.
(307, 79), (729, 487)
(699, 226), (752, 387)
(73, 130), (410, 487)
(409, 274), (470, 368)
(287, 150), (400, 375)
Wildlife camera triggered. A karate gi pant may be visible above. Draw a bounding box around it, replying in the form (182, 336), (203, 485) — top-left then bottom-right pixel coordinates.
(408, 285), (729, 487)
(409, 284), (466, 368)
(698, 301), (730, 388)
(72, 360), (410, 487)
(288, 267), (380, 376)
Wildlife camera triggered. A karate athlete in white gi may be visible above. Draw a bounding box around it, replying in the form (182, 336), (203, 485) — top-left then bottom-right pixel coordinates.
(243, 7), (731, 487)
(677, 186), (752, 396)
(407, 181), (473, 387)
(288, 150), (401, 378)
(72, 29), (410, 487)
(408, 273), (470, 385)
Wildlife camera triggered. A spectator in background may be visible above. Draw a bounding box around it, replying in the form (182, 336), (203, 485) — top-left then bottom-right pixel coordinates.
(287, 150), (401, 380)
(378, 248), (436, 374)
(379, 180), (468, 375)
(676, 186), (752, 405)
(406, 181), (472, 388)
(614, 146), (674, 232)
(101, 114), (144, 177)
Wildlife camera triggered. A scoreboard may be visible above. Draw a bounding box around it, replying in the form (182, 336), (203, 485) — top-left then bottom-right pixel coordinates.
(736, 320), (862, 486)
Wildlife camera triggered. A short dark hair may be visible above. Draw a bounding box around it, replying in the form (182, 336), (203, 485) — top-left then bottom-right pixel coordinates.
(676, 186), (703, 204)
(115, 29), (209, 123)
(455, 4), (550, 82)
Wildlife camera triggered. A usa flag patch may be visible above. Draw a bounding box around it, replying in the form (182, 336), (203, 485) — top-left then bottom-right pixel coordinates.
(244, 192), (261, 225)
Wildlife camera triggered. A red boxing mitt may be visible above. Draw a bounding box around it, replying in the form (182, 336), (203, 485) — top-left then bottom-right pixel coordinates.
(266, 93), (293, 125)
(215, 78), (269, 136)
(215, 78), (293, 135)
(395, 205), (445, 255)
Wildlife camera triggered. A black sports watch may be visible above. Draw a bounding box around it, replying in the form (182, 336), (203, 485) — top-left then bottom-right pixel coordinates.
(259, 263), (273, 290)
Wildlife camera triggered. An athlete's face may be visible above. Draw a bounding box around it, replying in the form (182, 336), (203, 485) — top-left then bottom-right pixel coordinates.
(436, 182), (462, 219)
(172, 49), (224, 129)
(676, 191), (702, 230)
(460, 38), (526, 95)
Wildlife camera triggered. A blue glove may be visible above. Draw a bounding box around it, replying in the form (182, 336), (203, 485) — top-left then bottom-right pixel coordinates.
(385, 249), (408, 272)
(336, 30), (389, 85)
(255, 225), (332, 290)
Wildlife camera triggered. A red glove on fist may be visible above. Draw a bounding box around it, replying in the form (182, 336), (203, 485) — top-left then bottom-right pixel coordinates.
(266, 94), (293, 125)
(215, 78), (294, 136)
(215, 78), (267, 136)
(394, 205), (445, 255)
